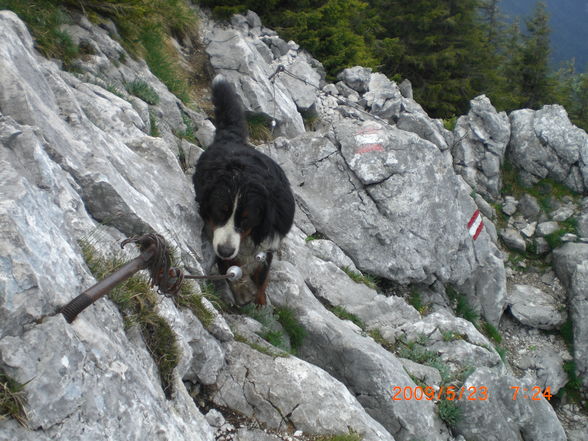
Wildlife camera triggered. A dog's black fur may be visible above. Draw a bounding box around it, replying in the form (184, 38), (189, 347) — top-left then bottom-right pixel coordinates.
(193, 76), (295, 305)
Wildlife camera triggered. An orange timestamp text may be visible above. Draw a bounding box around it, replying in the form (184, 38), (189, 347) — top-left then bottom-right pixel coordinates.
(511, 386), (552, 401)
(389, 386), (488, 401)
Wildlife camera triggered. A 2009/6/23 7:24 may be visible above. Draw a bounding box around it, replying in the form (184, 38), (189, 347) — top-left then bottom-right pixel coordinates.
(389, 386), (488, 401)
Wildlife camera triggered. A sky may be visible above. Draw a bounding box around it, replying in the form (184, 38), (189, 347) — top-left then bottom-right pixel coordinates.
(500, 0), (588, 70)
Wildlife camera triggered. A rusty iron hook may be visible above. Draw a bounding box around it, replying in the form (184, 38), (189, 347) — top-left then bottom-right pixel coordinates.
(61, 233), (242, 323)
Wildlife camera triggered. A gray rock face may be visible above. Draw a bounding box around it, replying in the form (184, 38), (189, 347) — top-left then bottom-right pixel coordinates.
(156, 298), (225, 386)
(507, 285), (567, 330)
(285, 227), (419, 340)
(264, 120), (506, 325)
(0, 318), (86, 430)
(395, 311), (503, 375)
(204, 14), (324, 137)
(455, 368), (566, 441)
(502, 196), (519, 216)
(212, 342), (395, 441)
(267, 260), (449, 441)
(0, 12), (206, 257)
(578, 202), (588, 237)
(536, 221), (561, 237)
(553, 243), (588, 288)
(508, 105), (588, 193)
(279, 56), (322, 112)
(452, 95), (510, 200)
(58, 15), (211, 148)
(0, 11), (214, 440)
(570, 262), (588, 392)
(553, 244), (588, 394)
(305, 238), (359, 272)
(0, 314), (214, 440)
(500, 228), (527, 252)
(529, 349), (568, 395)
(337, 66), (372, 93)
(518, 194), (542, 220)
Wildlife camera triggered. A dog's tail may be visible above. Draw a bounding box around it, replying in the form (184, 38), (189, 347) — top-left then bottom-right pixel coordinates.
(211, 75), (248, 143)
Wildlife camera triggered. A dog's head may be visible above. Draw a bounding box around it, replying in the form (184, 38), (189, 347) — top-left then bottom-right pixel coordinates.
(199, 167), (274, 261)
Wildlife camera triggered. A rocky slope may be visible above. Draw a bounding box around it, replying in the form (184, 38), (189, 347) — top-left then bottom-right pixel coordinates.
(1, 7), (587, 441)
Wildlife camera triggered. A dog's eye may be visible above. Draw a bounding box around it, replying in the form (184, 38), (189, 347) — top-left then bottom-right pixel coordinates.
(212, 205), (230, 221)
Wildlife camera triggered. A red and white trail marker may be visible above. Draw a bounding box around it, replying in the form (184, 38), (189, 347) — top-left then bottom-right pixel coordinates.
(467, 210), (484, 240)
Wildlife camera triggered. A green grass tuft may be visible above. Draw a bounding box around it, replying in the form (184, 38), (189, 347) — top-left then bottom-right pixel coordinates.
(441, 330), (465, 342)
(443, 116), (458, 131)
(494, 345), (507, 362)
(305, 232), (328, 242)
(149, 110), (160, 137)
(557, 360), (587, 411)
(330, 305), (365, 330)
(138, 23), (190, 103)
(240, 305), (306, 354)
(234, 333), (289, 358)
(437, 399), (462, 427)
(0, 370), (28, 426)
(481, 321), (502, 344)
(260, 329), (286, 348)
(544, 229), (567, 250)
(246, 114), (273, 144)
(315, 432), (362, 441)
(172, 279), (215, 329)
(176, 112), (198, 144)
(446, 286), (479, 325)
(408, 289), (429, 314)
(367, 329), (395, 352)
(0, 0), (80, 68)
(199, 281), (229, 312)
(340, 267), (378, 291)
(1, 0), (197, 103)
(125, 79), (160, 104)
(560, 318), (574, 350)
(275, 307), (307, 352)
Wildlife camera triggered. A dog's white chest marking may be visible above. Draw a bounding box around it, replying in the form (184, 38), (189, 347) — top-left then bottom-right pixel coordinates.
(212, 194), (241, 260)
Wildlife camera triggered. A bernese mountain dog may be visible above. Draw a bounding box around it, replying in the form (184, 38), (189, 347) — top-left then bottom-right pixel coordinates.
(193, 76), (295, 306)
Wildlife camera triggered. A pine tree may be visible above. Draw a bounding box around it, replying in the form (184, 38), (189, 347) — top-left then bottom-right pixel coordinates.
(518, 1), (556, 108)
(557, 61), (588, 130)
(496, 18), (525, 109)
(277, 0), (378, 76)
(368, 0), (493, 118)
(478, 0), (505, 51)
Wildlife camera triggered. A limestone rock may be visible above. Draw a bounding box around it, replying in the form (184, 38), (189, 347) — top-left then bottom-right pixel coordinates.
(305, 238), (359, 273)
(337, 66), (372, 93)
(518, 194), (542, 220)
(204, 15), (324, 138)
(502, 196), (519, 216)
(536, 221), (561, 237)
(267, 261), (450, 441)
(507, 284), (567, 330)
(553, 243), (588, 287)
(212, 342), (395, 441)
(455, 368), (566, 441)
(570, 262), (588, 392)
(499, 228), (527, 253)
(452, 95), (510, 200)
(395, 311), (503, 376)
(263, 121), (507, 325)
(508, 105), (588, 193)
